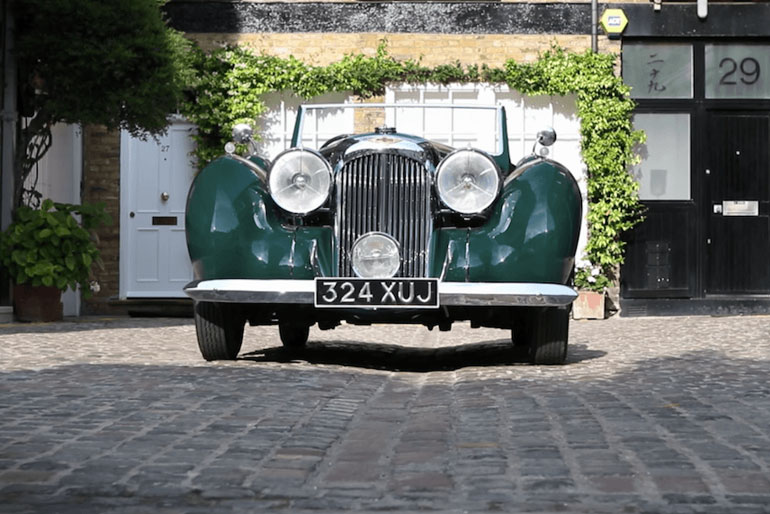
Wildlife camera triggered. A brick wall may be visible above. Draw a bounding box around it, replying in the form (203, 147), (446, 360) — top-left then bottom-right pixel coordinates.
(81, 126), (123, 314)
(190, 33), (619, 67)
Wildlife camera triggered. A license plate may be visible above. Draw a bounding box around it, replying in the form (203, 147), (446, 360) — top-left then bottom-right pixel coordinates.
(314, 278), (439, 309)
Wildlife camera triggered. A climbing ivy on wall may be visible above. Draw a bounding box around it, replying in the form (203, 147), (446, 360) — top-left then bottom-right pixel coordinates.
(182, 42), (644, 292)
(503, 49), (645, 291)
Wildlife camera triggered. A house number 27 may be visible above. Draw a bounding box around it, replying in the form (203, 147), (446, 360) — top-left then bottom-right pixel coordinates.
(719, 57), (761, 85)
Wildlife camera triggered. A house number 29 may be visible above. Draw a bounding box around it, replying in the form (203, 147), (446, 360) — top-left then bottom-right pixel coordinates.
(719, 57), (761, 85)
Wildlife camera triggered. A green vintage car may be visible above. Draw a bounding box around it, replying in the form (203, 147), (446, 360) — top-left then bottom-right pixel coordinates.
(185, 104), (582, 364)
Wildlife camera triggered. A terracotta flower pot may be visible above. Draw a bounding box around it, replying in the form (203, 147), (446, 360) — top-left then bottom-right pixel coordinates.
(13, 284), (63, 322)
(572, 290), (605, 320)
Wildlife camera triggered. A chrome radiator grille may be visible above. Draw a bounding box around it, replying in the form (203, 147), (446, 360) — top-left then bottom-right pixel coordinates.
(336, 153), (432, 277)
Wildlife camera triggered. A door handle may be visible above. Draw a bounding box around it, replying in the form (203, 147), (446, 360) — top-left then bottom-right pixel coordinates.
(713, 204), (723, 214)
(161, 192), (170, 202)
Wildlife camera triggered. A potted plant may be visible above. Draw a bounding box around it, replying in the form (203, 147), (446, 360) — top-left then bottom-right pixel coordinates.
(572, 264), (609, 320)
(0, 199), (111, 321)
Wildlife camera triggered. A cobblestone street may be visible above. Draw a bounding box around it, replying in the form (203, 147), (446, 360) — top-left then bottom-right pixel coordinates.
(1, 314), (769, 513)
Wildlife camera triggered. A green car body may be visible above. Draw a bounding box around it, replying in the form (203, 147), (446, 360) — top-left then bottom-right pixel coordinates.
(187, 155), (580, 284)
(185, 104), (582, 364)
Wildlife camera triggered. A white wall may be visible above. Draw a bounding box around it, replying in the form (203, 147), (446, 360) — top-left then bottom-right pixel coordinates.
(253, 91), (352, 157)
(23, 124), (83, 315)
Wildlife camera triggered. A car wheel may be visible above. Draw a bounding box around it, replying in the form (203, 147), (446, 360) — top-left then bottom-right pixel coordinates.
(510, 316), (530, 348)
(194, 301), (245, 361)
(514, 307), (569, 365)
(279, 323), (309, 348)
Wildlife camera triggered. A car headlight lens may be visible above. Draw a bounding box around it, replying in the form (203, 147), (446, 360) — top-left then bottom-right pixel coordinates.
(436, 149), (501, 214)
(351, 232), (401, 278)
(268, 149), (332, 214)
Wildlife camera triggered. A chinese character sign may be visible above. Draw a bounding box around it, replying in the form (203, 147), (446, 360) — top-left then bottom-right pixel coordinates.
(623, 44), (693, 99)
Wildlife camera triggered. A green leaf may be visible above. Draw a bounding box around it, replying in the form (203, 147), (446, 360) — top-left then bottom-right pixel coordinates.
(55, 276), (68, 290)
(2, 198), (109, 290)
(11, 250), (26, 265)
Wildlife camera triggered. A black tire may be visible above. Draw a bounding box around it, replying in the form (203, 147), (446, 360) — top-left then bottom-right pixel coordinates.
(512, 307), (569, 365)
(511, 316), (530, 348)
(194, 301), (245, 361)
(279, 323), (309, 348)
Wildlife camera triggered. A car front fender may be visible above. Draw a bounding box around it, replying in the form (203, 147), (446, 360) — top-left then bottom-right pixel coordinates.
(431, 159), (582, 284)
(185, 156), (334, 281)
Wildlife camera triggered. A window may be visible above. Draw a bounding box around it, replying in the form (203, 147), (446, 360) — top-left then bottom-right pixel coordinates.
(623, 43), (693, 99)
(631, 114), (691, 201)
(705, 44), (770, 99)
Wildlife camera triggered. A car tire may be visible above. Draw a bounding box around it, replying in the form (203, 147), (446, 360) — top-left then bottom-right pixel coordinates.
(194, 301), (245, 361)
(279, 323), (309, 348)
(511, 316), (530, 348)
(513, 307), (569, 365)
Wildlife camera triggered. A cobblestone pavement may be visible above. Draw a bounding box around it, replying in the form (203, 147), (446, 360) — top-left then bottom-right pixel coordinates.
(1, 314), (769, 513)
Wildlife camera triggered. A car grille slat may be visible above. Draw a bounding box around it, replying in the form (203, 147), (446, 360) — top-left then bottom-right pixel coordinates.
(337, 153), (431, 278)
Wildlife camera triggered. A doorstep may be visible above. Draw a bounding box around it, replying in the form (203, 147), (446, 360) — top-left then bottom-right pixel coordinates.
(620, 297), (770, 317)
(106, 298), (193, 318)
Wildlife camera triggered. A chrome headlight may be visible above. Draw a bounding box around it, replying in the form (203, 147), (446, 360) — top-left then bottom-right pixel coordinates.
(436, 149), (501, 214)
(351, 232), (401, 278)
(268, 148), (332, 214)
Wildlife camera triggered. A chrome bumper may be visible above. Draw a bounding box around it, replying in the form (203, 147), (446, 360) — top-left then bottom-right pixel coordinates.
(184, 279), (577, 307)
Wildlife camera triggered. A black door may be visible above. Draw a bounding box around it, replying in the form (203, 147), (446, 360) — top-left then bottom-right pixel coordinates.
(705, 111), (770, 294)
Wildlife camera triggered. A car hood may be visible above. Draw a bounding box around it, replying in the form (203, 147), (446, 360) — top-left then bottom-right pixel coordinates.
(319, 132), (454, 169)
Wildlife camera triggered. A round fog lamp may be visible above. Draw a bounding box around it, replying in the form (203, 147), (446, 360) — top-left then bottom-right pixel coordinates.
(351, 233), (401, 278)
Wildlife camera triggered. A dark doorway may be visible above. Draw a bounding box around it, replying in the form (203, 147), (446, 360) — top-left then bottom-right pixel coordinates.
(705, 111), (770, 294)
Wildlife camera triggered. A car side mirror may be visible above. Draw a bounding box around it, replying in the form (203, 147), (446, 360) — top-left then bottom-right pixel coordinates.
(232, 123), (253, 144)
(537, 128), (557, 147)
(531, 127), (557, 157)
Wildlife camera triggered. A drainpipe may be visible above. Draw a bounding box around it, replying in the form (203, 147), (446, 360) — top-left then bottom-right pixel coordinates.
(591, 0), (599, 53)
(1, 0), (16, 231)
(1, 0), (16, 309)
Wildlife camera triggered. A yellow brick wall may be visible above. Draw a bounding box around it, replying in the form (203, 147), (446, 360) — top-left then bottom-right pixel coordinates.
(81, 126), (124, 314)
(189, 33), (620, 67)
(353, 96), (386, 133)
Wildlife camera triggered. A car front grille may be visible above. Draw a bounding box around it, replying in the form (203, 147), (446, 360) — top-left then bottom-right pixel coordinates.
(336, 152), (432, 277)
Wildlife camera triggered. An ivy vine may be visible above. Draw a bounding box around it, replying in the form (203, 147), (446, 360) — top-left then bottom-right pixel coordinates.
(182, 42), (644, 292)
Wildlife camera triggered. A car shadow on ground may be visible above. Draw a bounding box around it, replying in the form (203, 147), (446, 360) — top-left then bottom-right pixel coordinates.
(240, 340), (606, 372)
